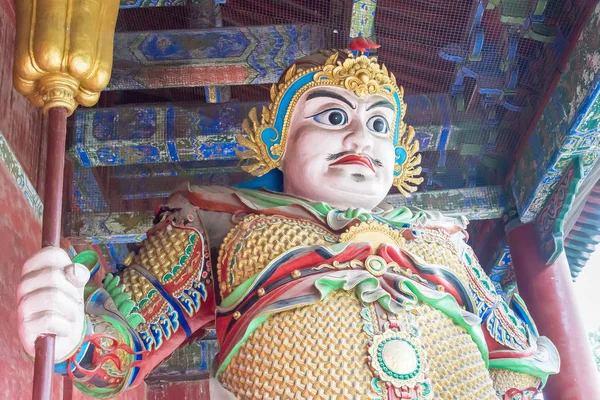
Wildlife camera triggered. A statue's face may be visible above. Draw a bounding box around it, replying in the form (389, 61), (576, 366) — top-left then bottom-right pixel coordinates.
(280, 86), (396, 210)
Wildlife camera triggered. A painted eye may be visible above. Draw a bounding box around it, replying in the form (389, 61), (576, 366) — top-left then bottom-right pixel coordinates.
(313, 109), (348, 126)
(367, 116), (389, 134)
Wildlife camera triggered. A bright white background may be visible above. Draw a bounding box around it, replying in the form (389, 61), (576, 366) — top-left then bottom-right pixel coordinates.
(573, 245), (600, 333)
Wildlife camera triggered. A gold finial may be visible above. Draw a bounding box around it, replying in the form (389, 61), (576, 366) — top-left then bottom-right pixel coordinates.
(13, 0), (120, 116)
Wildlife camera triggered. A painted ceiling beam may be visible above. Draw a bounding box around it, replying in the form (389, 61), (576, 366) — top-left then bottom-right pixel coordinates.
(119, 1), (233, 99)
(71, 165), (108, 213)
(510, 3), (600, 223)
(70, 96), (513, 167)
(70, 102), (261, 167)
(119, 0), (185, 8)
(107, 24), (325, 91)
(66, 185), (506, 244)
(119, 0), (214, 8)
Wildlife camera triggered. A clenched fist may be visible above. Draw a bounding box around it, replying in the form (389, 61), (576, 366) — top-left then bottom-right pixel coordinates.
(17, 247), (90, 362)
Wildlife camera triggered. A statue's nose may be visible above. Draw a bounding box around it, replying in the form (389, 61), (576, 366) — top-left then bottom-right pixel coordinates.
(343, 123), (374, 154)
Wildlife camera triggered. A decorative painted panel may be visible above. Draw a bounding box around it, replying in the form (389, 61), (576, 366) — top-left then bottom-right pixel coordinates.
(536, 157), (583, 264)
(72, 165), (108, 213)
(512, 3), (600, 222)
(66, 212), (153, 245)
(70, 102), (265, 167)
(349, 0), (377, 40)
(120, 0), (185, 8)
(108, 25), (326, 90)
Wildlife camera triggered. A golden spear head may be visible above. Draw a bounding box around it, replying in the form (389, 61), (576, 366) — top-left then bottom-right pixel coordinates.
(13, 0), (120, 116)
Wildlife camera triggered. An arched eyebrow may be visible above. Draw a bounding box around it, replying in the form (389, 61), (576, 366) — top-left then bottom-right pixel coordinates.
(366, 100), (394, 111)
(306, 90), (356, 109)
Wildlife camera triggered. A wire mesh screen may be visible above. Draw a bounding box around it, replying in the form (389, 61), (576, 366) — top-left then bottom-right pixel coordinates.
(67, 0), (588, 244)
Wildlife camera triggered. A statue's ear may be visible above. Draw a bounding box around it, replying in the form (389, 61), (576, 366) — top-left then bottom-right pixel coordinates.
(236, 169), (284, 192)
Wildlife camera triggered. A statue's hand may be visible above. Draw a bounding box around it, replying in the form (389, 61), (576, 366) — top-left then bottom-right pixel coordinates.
(17, 247), (90, 362)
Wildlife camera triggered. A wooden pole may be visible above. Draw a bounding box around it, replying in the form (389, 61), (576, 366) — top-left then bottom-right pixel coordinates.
(32, 107), (69, 400)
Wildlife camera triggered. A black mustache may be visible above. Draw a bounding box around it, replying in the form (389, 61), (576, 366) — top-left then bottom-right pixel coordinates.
(326, 151), (383, 167)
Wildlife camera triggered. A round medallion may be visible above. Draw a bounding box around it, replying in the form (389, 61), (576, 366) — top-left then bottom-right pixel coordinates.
(365, 255), (388, 276)
(368, 329), (431, 395)
(377, 337), (420, 379)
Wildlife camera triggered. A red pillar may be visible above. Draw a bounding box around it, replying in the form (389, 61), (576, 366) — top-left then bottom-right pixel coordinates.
(507, 223), (600, 400)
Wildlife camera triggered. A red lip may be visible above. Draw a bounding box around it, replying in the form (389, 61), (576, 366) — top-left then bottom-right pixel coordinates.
(330, 154), (375, 172)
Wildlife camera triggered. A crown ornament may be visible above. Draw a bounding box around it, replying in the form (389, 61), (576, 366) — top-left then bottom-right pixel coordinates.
(236, 51), (424, 197)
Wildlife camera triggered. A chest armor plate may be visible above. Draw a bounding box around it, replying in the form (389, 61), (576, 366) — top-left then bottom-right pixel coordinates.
(216, 214), (498, 399)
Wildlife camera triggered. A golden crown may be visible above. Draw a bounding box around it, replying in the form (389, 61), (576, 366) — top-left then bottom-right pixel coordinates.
(236, 51), (423, 197)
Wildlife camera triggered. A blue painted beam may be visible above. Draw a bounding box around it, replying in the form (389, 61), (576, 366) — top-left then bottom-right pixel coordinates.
(120, 0), (185, 8)
(70, 96), (513, 167)
(108, 25), (325, 90)
(119, 0), (214, 7)
(70, 102), (265, 167)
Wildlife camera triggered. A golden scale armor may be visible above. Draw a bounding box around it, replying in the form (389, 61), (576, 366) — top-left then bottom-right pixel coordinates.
(217, 214), (498, 399)
(213, 213), (539, 399)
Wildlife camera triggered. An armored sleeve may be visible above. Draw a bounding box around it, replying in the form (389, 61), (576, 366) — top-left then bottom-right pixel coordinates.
(58, 206), (216, 398)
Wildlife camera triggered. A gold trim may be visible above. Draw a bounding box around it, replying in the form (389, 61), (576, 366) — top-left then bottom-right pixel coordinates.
(313, 259), (364, 271)
(340, 220), (406, 248)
